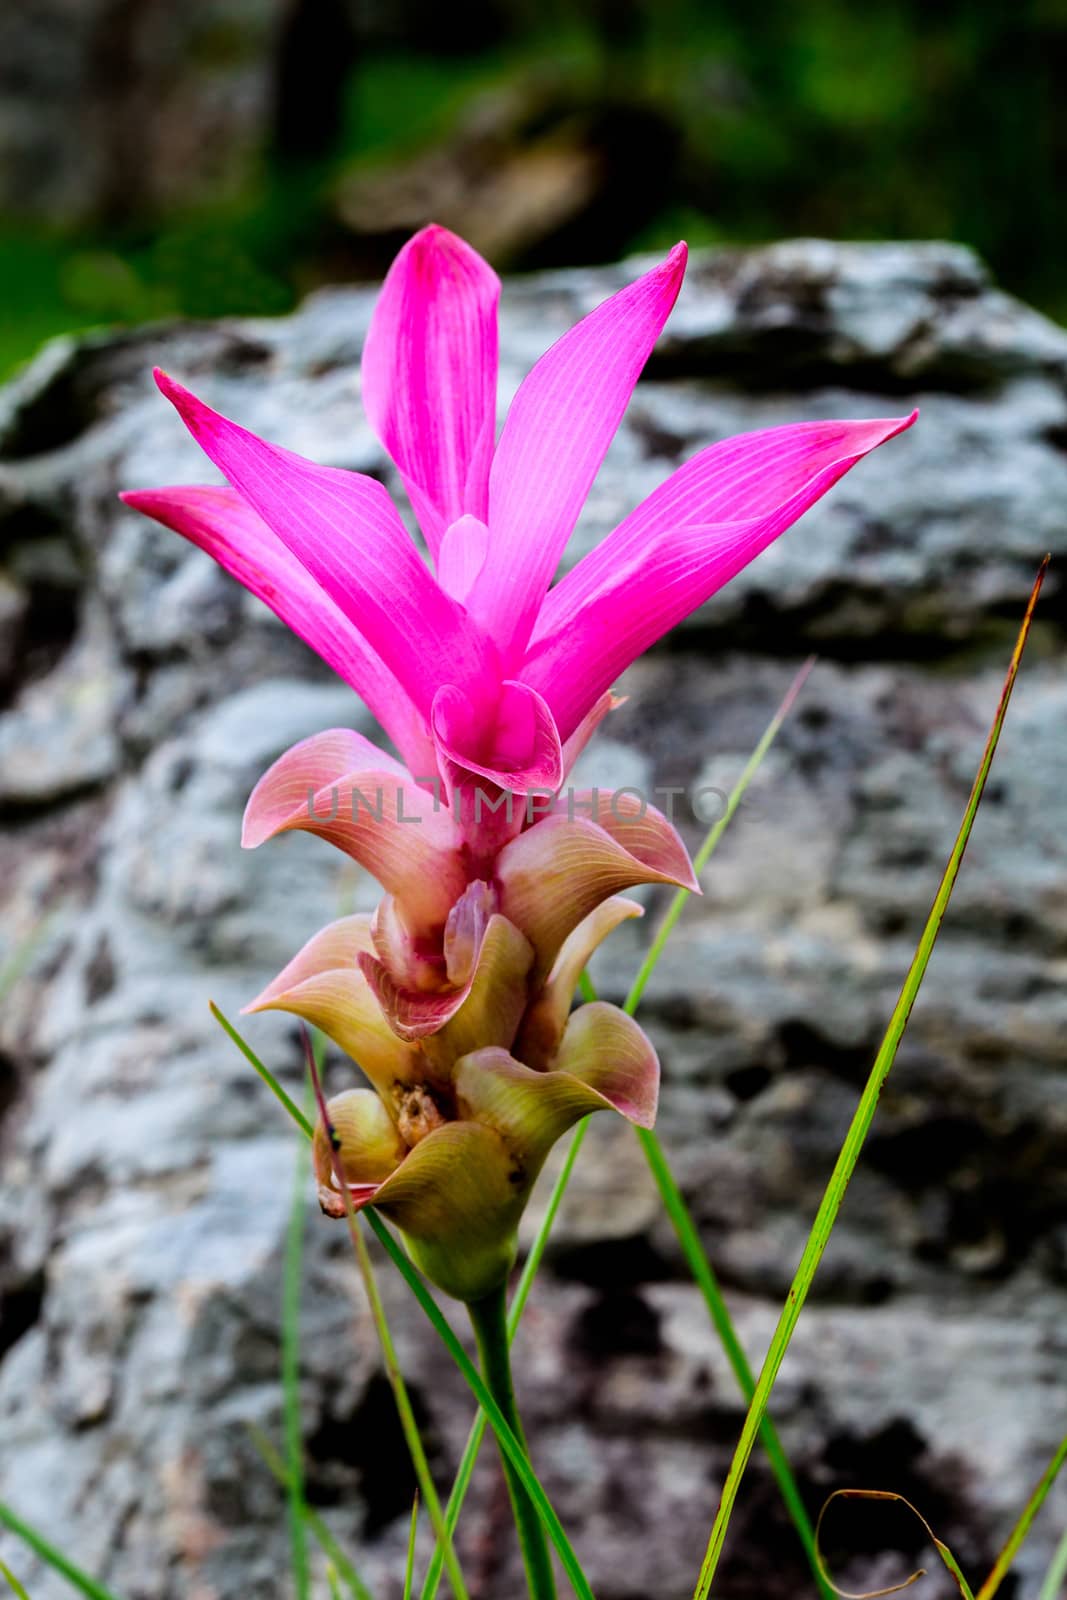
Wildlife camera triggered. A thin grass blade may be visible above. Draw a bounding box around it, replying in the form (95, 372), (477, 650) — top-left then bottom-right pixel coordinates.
(403, 1495), (420, 1600)
(1038, 1527), (1067, 1600)
(211, 1002), (313, 1138)
(0, 1561), (31, 1600)
(691, 559), (1049, 1600)
(635, 1124), (829, 1594)
(248, 1429), (374, 1600)
(283, 1096), (312, 1600)
(0, 1504), (125, 1600)
(974, 1432), (1067, 1600)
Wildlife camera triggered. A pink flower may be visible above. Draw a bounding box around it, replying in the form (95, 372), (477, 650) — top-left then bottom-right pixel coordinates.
(121, 225), (916, 810)
(121, 227), (917, 1302)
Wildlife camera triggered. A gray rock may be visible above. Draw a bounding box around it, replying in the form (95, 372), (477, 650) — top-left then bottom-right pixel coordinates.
(0, 241), (1065, 1600)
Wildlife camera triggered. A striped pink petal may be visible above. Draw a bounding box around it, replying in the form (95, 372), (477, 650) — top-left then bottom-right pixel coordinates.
(465, 243), (688, 661)
(556, 789), (697, 886)
(119, 484), (436, 775)
(516, 896), (643, 1069)
(524, 412), (917, 739)
(153, 369), (492, 717)
(361, 225), (500, 558)
(553, 1002), (659, 1128)
(431, 679), (564, 845)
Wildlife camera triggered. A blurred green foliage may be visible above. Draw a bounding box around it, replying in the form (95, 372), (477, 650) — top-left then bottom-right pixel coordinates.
(1, 0), (1064, 381)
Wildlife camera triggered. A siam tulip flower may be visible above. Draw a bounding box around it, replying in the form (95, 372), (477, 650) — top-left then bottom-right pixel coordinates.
(121, 226), (916, 1305)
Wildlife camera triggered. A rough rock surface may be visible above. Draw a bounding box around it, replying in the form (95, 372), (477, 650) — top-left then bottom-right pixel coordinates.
(1, 241), (1066, 1600)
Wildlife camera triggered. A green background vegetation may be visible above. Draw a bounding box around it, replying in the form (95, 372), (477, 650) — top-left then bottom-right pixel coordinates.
(2, 0), (1064, 380)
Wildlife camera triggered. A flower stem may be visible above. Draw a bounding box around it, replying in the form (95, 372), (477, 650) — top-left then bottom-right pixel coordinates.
(468, 1285), (557, 1600)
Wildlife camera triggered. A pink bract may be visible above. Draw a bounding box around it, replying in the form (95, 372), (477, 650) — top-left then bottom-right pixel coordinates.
(121, 224), (916, 800)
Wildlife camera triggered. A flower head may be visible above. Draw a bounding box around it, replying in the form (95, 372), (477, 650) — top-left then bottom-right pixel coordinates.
(122, 227), (916, 1300)
(122, 225), (915, 820)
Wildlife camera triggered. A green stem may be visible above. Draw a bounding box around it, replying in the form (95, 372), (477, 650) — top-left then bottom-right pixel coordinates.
(468, 1286), (557, 1600)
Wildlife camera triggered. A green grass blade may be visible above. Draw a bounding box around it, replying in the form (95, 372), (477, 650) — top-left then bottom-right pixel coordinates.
(327, 1566), (344, 1600)
(691, 561), (1048, 1600)
(635, 1125), (830, 1595)
(1038, 1527), (1067, 1600)
(212, 1012), (466, 1595)
(0, 1561), (31, 1600)
(364, 1208), (593, 1599)
(974, 1432), (1067, 1600)
(248, 1429), (374, 1600)
(403, 1496), (419, 1600)
(419, 1117), (591, 1600)
(422, 657), (822, 1600)
(351, 1211), (470, 1600)
(283, 1100), (312, 1600)
(0, 1504), (124, 1600)
(210, 1002), (313, 1139)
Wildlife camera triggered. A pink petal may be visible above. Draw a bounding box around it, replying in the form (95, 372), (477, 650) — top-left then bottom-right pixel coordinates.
(242, 728), (468, 929)
(367, 893), (449, 994)
(361, 225), (500, 557)
(242, 727), (406, 843)
(436, 515), (490, 604)
(431, 679), (564, 847)
(153, 369), (491, 717)
(431, 913), (534, 1067)
(524, 411), (917, 739)
(245, 913), (376, 999)
(454, 1022), (657, 1159)
(119, 484), (436, 776)
(244, 919), (424, 1099)
(359, 951), (468, 1040)
(465, 243), (688, 660)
